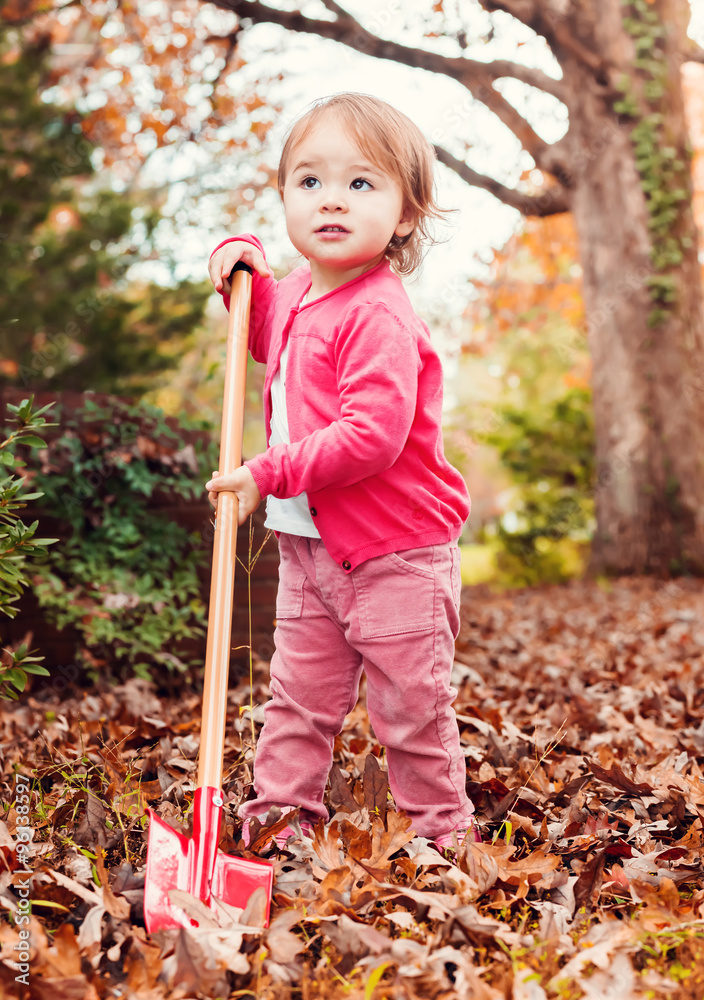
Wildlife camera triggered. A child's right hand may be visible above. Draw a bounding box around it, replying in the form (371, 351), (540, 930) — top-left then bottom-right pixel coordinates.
(208, 240), (269, 295)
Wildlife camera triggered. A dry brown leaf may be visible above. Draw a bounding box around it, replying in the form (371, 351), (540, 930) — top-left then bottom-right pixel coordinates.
(366, 812), (416, 870)
(94, 848), (130, 921)
(240, 885), (270, 928)
(587, 760), (653, 797)
(265, 910), (305, 964)
(375, 883), (457, 920)
(311, 819), (344, 872)
(328, 764), (358, 812)
(242, 808), (295, 853)
(189, 928), (250, 975)
(340, 818), (372, 864)
(315, 865), (357, 916)
(73, 793), (119, 850)
(168, 927), (230, 995)
(321, 912), (391, 958)
(497, 846), (561, 887)
(548, 921), (635, 989)
(363, 754), (388, 825)
(125, 932), (164, 993)
(463, 841), (509, 893)
(572, 850), (606, 915)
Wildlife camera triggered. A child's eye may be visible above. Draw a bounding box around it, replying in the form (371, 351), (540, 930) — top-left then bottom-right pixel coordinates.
(301, 176), (320, 189)
(350, 177), (372, 191)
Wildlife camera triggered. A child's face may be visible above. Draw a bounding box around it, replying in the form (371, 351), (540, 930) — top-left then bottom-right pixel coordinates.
(281, 117), (414, 293)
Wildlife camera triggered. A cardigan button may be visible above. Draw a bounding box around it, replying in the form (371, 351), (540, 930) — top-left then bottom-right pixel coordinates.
(310, 507), (317, 516)
(342, 560), (351, 571)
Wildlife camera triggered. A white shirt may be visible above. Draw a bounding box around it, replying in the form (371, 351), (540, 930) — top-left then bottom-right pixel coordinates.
(264, 292), (321, 539)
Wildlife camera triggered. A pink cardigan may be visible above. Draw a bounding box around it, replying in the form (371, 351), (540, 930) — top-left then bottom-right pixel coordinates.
(211, 234), (471, 572)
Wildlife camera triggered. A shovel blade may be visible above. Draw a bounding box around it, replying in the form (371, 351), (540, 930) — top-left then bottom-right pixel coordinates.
(144, 808), (274, 933)
(211, 850), (274, 918)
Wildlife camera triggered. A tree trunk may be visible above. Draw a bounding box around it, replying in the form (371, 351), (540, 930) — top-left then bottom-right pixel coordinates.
(561, 0), (704, 575)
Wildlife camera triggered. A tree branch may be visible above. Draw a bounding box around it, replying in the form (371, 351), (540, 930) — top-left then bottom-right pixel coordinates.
(476, 0), (540, 31)
(481, 59), (565, 100)
(206, 0), (566, 101)
(682, 40), (704, 65)
(206, 0), (569, 174)
(434, 144), (570, 216)
(478, 0), (606, 77)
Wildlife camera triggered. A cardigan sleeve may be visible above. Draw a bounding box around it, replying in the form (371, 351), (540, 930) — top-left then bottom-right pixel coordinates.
(243, 302), (421, 498)
(209, 233), (277, 365)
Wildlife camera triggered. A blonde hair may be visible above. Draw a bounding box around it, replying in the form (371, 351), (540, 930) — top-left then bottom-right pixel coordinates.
(278, 93), (449, 276)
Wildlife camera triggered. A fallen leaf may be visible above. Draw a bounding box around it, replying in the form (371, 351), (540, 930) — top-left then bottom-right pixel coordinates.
(363, 754), (388, 825)
(266, 909), (305, 963)
(587, 760), (653, 797)
(73, 793), (119, 849)
(365, 812), (416, 870)
(169, 926), (230, 994)
(572, 850), (606, 915)
(328, 764), (358, 812)
(94, 848), (130, 920)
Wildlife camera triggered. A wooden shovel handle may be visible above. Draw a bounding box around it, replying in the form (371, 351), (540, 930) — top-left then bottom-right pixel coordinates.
(197, 263), (252, 790)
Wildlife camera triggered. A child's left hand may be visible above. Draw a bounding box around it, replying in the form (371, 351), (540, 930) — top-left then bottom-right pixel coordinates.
(205, 467), (262, 524)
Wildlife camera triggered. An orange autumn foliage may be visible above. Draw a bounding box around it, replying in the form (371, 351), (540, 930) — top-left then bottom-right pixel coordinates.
(8, 0), (279, 188)
(466, 212), (584, 339)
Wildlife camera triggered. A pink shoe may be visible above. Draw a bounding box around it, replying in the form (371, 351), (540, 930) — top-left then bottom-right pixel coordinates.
(432, 819), (482, 851)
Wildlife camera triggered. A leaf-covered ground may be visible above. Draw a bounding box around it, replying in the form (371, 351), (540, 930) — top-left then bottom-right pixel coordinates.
(3, 574), (704, 999)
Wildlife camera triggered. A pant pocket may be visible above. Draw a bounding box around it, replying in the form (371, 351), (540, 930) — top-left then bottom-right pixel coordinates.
(352, 547), (435, 639)
(275, 535), (305, 619)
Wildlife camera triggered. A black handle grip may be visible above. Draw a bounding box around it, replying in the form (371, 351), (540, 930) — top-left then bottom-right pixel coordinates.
(228, 261), (253, 281)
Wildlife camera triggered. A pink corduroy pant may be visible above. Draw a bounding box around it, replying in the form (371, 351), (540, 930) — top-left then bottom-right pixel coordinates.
(239, 533), (475, 839)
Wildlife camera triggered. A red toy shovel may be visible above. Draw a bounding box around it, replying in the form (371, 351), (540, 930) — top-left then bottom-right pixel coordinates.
(144, 262), (274, 933)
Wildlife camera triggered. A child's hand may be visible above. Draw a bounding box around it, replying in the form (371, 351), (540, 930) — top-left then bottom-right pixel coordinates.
(209, 241), (269, 294)
(205, 467), (262, 525)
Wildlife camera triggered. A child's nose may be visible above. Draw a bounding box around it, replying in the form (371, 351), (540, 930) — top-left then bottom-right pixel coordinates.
(320, 190), (347, 211)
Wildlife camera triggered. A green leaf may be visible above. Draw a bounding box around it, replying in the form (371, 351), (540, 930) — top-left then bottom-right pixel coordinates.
(5, 668), (27, 691)
(30, 402), (57, 420)
(22, 664), (50, 676)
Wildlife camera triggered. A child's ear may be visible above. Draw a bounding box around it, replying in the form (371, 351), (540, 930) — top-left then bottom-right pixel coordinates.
(395, 204), (415, 239)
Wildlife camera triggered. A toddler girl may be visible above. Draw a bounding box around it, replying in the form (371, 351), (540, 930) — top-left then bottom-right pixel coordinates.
(206, 92), (479, 851)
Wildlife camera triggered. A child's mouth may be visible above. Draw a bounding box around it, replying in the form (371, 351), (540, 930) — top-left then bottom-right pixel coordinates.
(316, 226), (349, 234)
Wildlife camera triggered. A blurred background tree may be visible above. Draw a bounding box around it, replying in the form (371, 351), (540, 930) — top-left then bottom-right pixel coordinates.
(0, 23), (213, 395)
(446, 54), (704, 585)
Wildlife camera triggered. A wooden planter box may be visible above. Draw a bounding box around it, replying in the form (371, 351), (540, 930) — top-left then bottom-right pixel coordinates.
(0, 388), (279, 678)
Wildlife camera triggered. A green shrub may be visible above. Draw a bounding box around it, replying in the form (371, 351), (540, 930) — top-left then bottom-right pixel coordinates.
(0, 397), (56, 697)
(476, 387), (596, 586)
(30, 397), (219, 683)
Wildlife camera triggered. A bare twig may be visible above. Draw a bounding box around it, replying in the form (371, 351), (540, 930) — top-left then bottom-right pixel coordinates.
(434, 145), (571, 215)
